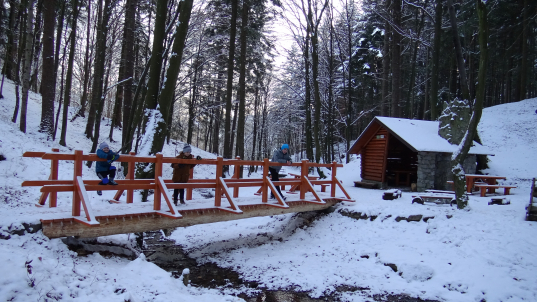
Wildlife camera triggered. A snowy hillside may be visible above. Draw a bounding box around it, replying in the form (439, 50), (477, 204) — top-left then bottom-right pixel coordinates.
(1, 78), (537, 302)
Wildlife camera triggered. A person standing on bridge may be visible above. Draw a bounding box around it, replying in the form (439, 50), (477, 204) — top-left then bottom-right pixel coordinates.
(269, 144), (292, 200)
(96, 142), (120, 196)
(172, 144), (201, 205)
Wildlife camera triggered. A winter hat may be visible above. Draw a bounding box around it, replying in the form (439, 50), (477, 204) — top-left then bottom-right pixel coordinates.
(183, 145), (192, 153)
(281, 144), (289, 150)
(99, 142), (109, 150)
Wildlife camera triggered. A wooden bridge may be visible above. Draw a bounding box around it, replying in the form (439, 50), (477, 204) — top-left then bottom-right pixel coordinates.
(22, 149), (353, 238)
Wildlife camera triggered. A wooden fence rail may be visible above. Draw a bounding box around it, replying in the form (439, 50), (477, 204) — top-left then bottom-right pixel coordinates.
(22, 149), (352, 227)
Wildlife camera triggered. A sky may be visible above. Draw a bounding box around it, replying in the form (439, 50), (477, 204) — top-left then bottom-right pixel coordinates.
(0, 77), (536, 301)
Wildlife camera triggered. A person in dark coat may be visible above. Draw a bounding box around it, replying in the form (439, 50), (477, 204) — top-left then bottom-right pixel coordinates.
(269, 144), (292, 200)
(96, 142), (120, 196)
(171, 145), (200, 205)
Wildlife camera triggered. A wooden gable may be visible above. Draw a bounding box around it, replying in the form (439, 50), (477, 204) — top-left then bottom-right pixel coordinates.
(361, 128), (389, 182)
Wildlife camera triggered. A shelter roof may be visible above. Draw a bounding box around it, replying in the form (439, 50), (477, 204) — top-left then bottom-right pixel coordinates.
(348, 116), (492, 155)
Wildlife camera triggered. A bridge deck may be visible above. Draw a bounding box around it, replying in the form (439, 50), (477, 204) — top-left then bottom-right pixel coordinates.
(41, 198), (346, 238)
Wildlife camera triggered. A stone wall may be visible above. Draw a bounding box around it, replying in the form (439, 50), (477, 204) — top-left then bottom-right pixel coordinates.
(417, 152), (436, 191)
(417, 152), (477, 191)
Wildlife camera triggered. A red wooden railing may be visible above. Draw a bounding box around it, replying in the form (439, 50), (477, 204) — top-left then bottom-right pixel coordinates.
(22, 149), (352, 226)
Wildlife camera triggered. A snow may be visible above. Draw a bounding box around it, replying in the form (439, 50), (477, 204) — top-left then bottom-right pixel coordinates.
(1, 77), (537, 301)
(374, 116), (491, 155)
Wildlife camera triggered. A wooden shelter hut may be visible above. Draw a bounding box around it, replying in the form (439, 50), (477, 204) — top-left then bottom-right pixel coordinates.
(347, 117), (491, 191)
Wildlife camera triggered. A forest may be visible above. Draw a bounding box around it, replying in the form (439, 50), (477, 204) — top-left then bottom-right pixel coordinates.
(0, 0), (536, 168)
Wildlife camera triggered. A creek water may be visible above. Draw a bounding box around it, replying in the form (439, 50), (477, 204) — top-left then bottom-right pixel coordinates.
(62, 210), (440, 302)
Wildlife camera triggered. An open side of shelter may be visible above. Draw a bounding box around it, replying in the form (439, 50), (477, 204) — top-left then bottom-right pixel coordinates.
(22, 149), (353, 238)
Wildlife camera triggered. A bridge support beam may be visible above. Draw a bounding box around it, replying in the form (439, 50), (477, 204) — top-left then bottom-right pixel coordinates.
(41, 199), (343, 239)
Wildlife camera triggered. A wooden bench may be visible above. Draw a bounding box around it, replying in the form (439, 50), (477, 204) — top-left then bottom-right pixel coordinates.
(474, 184), (517, 197)
(354, 181), (379, 189)
(320, 184), (329, 192)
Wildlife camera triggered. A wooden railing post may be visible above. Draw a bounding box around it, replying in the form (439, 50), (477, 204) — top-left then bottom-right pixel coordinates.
(187, 168), (193, 200)
(154, 153), (163, 211)
(262, 158), (269, 203)
(331, 161), (337, 197)
(127, 152), (135, 203)
(300, 160), (309, 200)
(49, 148), (59, 207)
(72, 150), (83, 216)
(215, 157), (223, 207)
(233, 156), (240, 198)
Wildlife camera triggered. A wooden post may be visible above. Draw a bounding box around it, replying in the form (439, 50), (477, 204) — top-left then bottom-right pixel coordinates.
(300, 160), (308, 200)
(50, 148), (59, 207)
(233, 156), (240, 198)
(331, 161), (337, 197)
(262, 158), (269, 203)
(186, 168), (193, 200)
(215, 157), (223, 207)
(154, 153), (163, 211)
(72, 150), (83, 216)
(127, 152), (135, 203)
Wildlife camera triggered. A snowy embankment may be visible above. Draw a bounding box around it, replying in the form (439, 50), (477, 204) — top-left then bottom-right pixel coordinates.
(0, 76), (537, 302)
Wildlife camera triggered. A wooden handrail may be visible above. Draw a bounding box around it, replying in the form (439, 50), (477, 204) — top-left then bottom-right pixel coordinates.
(22, 149), (353, 226)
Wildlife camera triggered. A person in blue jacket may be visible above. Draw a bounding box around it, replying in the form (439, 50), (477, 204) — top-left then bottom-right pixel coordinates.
(96, 142), (120, 196)
(269, 144), (292, 200)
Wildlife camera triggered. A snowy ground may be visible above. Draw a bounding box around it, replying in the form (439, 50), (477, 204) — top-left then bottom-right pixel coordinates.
(1, 78), (536, 301)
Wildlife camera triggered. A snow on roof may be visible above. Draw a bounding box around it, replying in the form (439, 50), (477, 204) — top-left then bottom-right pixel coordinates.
(375, 116), (492, 155)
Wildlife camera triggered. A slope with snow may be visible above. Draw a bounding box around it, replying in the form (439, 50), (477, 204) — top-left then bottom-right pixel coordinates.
(1, 78), (536, 302)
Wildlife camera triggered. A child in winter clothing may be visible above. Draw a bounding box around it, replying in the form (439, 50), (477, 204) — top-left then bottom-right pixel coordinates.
(171, 145), (200, 205)
(269, 144), (292, 200)
(96, 142), (120, 196)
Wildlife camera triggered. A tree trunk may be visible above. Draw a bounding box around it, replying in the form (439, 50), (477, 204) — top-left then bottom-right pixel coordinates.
(53, 46), (66, 141)
(380, 0), (391, 117)
(304, 28), (313, 162)
(447, 0), (470, 101)
(141, 0), (167, 123)
(223, 0), (238, 164)
(212, 69), (224, 154)
(39, 0), (56, 138)
(3, 1), (19, 80)
(235, 0), (249, 164)
(391, 0), (401, 117)
(187, 56), (202, 145)
(29, 0), (43, 92)
(73, 0), (92, 119)
(230, 102), (238, 157)
(451, 0), (488, 209)
(220, 0), (239, 177)
(120, 0), (138, 146)
(59, 0), (79, 146)
(430, 0), (442, 120)
(137, 0), (193, 185)
(85, 0), (103, 138)
(345, 0), (354, 163)
(250, 73), (260, 163)
(20, 0), (35, 133)
(85, 0), (112, 141)
(519, 0), (528, 101)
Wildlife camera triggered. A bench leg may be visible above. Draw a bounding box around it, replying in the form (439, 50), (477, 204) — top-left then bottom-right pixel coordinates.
(504, 188), (511, 195)
(321, 185), (326, 192)
(480, 187), (487, 197)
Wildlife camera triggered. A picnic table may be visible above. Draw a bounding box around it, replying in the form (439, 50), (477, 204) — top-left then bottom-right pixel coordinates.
(448, 174), (507, 193)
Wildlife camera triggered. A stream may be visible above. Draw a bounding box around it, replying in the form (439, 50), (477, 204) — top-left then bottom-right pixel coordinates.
(62, 210), (441, 302)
